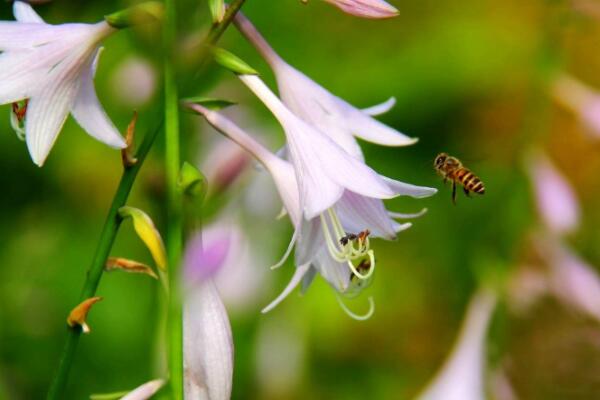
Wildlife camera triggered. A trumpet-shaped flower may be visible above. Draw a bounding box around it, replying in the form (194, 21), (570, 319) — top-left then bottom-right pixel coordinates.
(237, 74), (427, 220)
(234, 12), (415, 161)
(417, 289), (497, 400)
(188, 104), (435, 318)
(1, 1), (126, 166)
(318, 0), (399, 19)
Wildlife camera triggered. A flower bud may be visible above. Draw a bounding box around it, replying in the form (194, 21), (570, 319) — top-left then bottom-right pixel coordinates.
(318, 0), (399, 19)
(105, 2), (164, 29)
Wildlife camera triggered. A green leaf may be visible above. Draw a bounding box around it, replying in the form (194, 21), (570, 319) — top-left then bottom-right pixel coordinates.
(212, 47), (259, 75)
(181, 97), (236, 111)
(178, 162), (208, 200)
(90, 391), (129, 400)
(208, 0), (225, 23)
(105, 1), (164, 29)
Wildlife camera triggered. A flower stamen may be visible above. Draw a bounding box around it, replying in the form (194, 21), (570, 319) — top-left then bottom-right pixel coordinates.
(336, 294), (375, 321)
(320, 208), (376, 281)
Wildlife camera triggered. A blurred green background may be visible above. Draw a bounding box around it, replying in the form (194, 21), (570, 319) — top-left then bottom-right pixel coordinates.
(2, 0), (600, 399)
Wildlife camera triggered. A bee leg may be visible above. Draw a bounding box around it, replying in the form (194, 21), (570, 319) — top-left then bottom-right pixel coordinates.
(463, 187), (471, 197)
(452, 181), (457, 205)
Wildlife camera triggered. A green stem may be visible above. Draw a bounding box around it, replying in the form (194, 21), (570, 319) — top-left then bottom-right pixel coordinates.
(164, 1), (247, 398)
(46, 124), (161, 400)
(163, 0), (184, 398)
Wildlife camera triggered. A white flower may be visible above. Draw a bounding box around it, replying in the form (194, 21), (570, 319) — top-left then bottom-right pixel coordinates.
(183, 228), (235, 400)
(189, 104), (435, 319)
(2, 1), (126, 166)
(417, 289), (497, 400)
(238, 74), (428, 220)
(319, 0), (399, 19)
(234, 12), (415, 162)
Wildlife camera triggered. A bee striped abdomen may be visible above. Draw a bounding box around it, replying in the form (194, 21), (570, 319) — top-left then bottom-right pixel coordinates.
(456, 168), (485, 194)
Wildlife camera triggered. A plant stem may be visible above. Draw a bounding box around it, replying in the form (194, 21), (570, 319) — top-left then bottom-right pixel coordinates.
(164, 1), (247, 397)
(163, 0), (184, 398)
(46, 124), (161, 400)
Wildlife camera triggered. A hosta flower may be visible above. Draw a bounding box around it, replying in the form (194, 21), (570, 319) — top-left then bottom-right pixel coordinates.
(535, 236), (600, 323)
(188, 104), (435, 318)
(527, 152), (579, 235)
(552, 74), (600, 139)
(234, 12), (414, 161)
(317, 0), (399, 19)
(417, 289), (497, 400)
(237, 74), (427, 219)
(183, 227), (234, 400)
(2, 1), (126, 166)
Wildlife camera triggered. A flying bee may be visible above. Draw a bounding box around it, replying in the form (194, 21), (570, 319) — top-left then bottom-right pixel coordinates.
(434, 152), (485, 204)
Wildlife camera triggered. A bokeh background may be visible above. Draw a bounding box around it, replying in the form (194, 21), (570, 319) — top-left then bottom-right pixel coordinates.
(2, 0), (600, 399)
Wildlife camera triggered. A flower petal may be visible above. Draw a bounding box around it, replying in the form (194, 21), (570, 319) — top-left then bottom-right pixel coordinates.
(383, 177), (438, 198)
(0, 51), (43, 104)
(335, 191), (397, 239)
(361, 96), (396, 116)
(25, 76), (80, 166)
(295, 218), (325, 266)
(71, 48), (126, 149)
(120, 379), (165, 400)
(262, 263), (311, 313)
(184, 279), (234, 400)
(13, 1), (45, 24)
(323, 0), (399, 19)
(240, 75), (398, 219)
(313, 248), (351, 293)
(188, 103), (303, 227)
(347, 107), (418, 147)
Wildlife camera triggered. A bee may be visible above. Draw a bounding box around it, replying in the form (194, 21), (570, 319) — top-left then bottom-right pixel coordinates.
(434, 152), (485, 204)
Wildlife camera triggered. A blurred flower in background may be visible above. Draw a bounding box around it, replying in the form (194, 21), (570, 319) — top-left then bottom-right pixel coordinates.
(110, 56), (157, 107)
(552, 74), (600, 140)
(416, 289), (497, 400)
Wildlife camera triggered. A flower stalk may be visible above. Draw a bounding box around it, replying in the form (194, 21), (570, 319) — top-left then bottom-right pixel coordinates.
(46, 123), (161, 400)
(165, 1), (247, 397)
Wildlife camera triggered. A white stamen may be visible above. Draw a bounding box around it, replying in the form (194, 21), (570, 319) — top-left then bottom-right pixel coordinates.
(270, 228), (298, 270)
(336, 295), (375, 321)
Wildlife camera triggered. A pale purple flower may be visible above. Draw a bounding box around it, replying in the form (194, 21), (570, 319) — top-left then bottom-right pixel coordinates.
(417, 289), (497, 400)
(237, 74), (430, 220)
(320, 0), (399, 19)
(536, 236), (600, 322)
(201, 138), (251, 195)
(188, 104), (435, 319)
(110, 56), (157, 107)
(183, 227), (234, 400)
(234, 12), (414, 163)
(120, 379), (165, 400)
(528, 152), (580, 235)
(552, 74), (600, 139)
(1, 1), (126, 166)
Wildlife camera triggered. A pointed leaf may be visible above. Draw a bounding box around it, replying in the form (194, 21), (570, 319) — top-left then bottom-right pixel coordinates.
(209, 0), (225, 23)
(119, 206), (167, 271)
(212, 47), (258, 75)
(178, 162), (207, 199)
